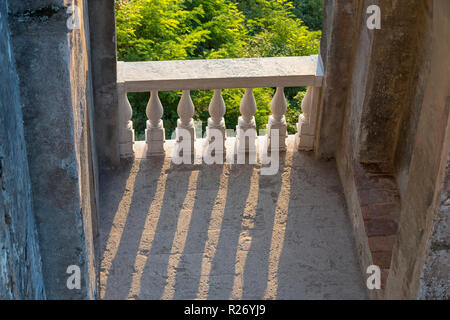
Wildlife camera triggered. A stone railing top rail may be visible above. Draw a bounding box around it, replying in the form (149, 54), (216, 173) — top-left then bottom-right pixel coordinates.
(117, 55), (323, 92)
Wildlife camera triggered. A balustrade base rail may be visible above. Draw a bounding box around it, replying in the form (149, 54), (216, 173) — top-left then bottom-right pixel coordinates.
(132, 135), (299, 162)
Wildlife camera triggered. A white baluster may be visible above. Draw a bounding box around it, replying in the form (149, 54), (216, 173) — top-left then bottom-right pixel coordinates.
(240, 88), (257, 124)
(118, 84), (134, 158)
(235, 88), (257, 156)
(175, 90), (195, 157)
(295, 86), (319, 151)
(145, 90), (165, 156)
(267, 87), (287, 152)
(205, 89), (226, 153)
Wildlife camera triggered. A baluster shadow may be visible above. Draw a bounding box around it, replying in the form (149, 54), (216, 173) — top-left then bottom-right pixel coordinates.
(240, 152), (286, 299)
(124, 162), (196, 299)
(171, 164), (226, 299)
(275, 150), (366, 299)
(201, 164), (255, 299)
(100, 156), (166, 299)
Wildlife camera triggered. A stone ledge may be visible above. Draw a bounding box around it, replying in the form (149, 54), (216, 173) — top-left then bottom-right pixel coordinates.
(117, 55), (323, 92)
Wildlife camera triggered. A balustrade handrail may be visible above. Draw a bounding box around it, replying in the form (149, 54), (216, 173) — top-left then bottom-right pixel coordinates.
(117, 55), (323, 91)
(117, 55), (324, 159)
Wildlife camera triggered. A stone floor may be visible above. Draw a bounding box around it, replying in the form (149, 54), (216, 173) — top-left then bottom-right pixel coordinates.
(98, 136), (367, 300)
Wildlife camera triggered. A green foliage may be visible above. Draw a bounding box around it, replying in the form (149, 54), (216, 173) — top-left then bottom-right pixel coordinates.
(291, 0), (324, 31)
(115, 0), (322, 140)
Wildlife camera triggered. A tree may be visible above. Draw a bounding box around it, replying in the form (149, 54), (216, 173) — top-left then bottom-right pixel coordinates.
(115, 0), (322, 139)
(291, 0), (324, 31)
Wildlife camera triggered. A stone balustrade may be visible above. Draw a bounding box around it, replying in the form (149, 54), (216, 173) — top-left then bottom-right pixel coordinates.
(117, 55), (323, 158)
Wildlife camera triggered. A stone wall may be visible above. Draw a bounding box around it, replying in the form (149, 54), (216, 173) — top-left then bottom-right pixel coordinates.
(314, 0), (360, 160)
(318, 0), (449, 299)
(0, 0), (45, 299)
(356, 1), (430, 166)
(418, 154), (450, 299)
(8, 0), (98, 299)
(385, 0), (450, 299)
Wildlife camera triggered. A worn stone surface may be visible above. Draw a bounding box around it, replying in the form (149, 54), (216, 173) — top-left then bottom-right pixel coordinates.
(98, 137), (366, 299)
(8, 0), (98, 299)
(393, 1), (433, 197)
(357, 0), (431, 166)
(0, 0), (45, 299)
(7, 0), (63, 14)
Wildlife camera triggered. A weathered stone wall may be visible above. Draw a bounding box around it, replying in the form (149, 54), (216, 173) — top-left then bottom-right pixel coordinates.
(318, 0), (449, 299)
(392, 2), (433, 197)
(8, 0), (98, 299)
(332, 0), (380, 299)
(385, 0), (450, 299)
(356, 1), (430, 167)
(68, 0), (100, 298)
(315, 0), (361, 160)
(418, 154), (450, 299)
(0, 0), (45, 299)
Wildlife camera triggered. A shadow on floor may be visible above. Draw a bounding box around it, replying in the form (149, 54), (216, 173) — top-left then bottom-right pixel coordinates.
(99, 142), (366, 300)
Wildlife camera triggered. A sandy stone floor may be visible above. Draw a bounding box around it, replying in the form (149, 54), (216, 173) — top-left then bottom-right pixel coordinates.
(98, 136), (367, 299)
